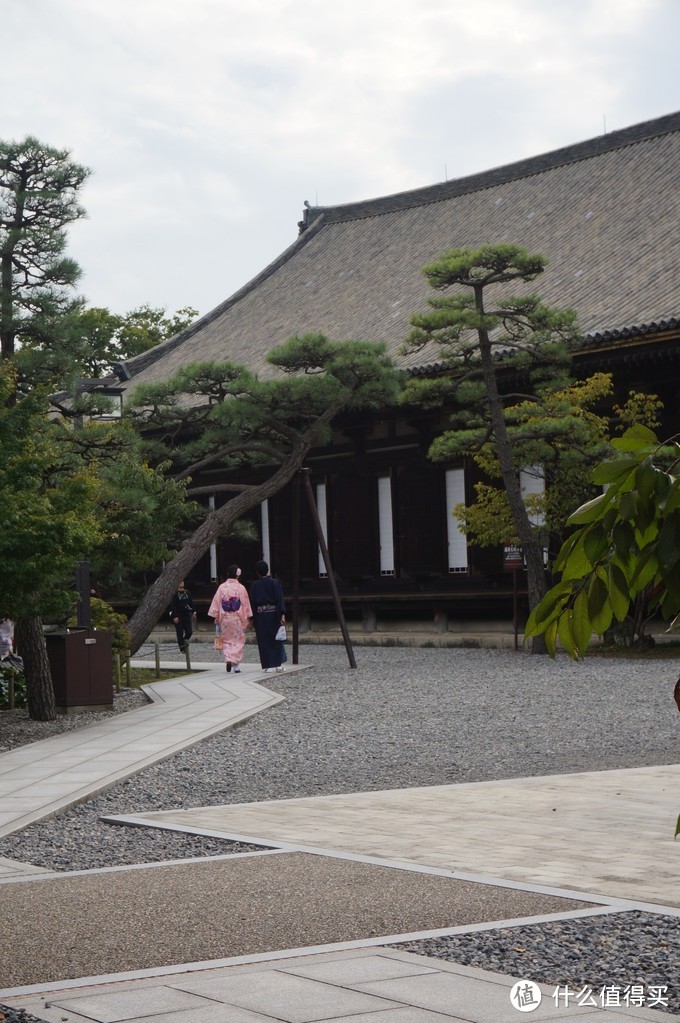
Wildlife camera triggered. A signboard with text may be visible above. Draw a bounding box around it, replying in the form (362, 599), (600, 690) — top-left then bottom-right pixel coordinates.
(503, 545), (524, 571)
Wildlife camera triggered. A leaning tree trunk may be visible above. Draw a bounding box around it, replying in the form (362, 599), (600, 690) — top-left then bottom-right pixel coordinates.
(15, 616), (57, 721)
(125, 436), (311, 653)
(475, 298), (548, 653)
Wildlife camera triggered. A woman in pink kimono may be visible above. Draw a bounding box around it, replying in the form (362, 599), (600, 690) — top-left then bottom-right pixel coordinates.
(208, 565), (252, 672)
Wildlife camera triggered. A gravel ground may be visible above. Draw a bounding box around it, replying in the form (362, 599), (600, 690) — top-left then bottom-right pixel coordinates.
(0, 644), (678, 1018)
(0, 853), (588, 990)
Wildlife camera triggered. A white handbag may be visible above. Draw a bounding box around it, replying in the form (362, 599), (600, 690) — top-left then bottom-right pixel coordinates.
(275, 625), (287, 642)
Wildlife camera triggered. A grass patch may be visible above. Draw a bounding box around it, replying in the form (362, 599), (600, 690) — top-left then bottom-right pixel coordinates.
(125, 667), (194, 688)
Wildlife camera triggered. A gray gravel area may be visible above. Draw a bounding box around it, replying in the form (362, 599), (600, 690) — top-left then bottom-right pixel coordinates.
(0, 644), (678, 1016)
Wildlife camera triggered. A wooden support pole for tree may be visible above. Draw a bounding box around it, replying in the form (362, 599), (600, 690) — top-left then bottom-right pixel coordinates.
(300, 469), (357, 669)
(291, 471), (301, 665)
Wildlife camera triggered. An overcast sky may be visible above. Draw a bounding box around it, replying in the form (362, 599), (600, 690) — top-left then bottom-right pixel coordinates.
(3, 0), (679, 318)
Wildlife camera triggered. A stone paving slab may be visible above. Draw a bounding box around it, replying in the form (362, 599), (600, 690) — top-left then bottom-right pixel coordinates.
(6, 948), (673, 1022)
(123, 764), (680, 907)
(0, 855), (54, 882)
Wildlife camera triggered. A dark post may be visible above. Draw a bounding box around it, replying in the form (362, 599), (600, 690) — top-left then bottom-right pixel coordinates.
(301, 469), (357, 669)
(291, 472), (302, 665)
(75, 560), (91, 628)
(513, 569), (519, 651)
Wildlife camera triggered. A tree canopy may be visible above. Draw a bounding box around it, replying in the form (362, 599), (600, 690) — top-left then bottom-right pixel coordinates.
(0, 366), (102, 623)
(16, 303), (199, 394)
(0, 135), (197, 717)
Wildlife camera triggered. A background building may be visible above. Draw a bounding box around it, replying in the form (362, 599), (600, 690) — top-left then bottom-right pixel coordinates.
(109, 112), (680, 632)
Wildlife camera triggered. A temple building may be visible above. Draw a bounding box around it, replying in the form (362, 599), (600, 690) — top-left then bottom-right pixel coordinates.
(108, 111), (680, 632)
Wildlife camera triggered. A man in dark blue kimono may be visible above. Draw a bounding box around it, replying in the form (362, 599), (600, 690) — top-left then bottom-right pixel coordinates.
(249, 560), (286, 671)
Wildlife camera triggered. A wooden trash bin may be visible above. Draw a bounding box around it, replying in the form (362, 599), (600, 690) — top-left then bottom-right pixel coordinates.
(46, 628), (114, 712)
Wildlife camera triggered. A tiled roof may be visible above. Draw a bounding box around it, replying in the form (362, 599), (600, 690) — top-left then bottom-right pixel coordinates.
(118, 111), (680, 391)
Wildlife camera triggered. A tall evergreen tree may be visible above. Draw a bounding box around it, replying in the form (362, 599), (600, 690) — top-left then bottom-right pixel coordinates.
(401, 245), (583, 651)
(0, 137), (89, 364)
(0, 138), (90, 716)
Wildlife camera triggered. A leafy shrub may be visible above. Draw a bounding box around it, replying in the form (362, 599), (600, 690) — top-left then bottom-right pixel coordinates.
(69, 597), (131, 652)
(0, 666), (27, 710)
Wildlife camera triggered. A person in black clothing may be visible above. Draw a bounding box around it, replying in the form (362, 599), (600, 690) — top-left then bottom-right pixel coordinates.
(249, 560), (286, 671)
(168, 580), (196, 652)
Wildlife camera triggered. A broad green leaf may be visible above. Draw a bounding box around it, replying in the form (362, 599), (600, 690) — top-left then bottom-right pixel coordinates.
(630, 546), (659, 593)
(611, 549), (635, 584)
(557, 610), (578, 659)
(572, 589), (592, 652)
(526, 581), (571, 629)
(635, 458), (657, 501)
(632, 496), (655, 536)
(560, 534), (595, 581)
(602, 507), (619, 533)
(608, 563), (631, 622)
(657, 518), (680, 573)
(661, 480), (680, 515)
(588, 573), (613, 635)
(554, 529), (586, 573)
(661, 589), (679, 620)
(567, 492), (609, 525)
(544, 618), (558, 658)
(591, 458), (640, 486)
(611, 424), (658, 452)
(611, 523), (635, 564)
(661, 571), (680, 612)
(675, 813), (680, 839)
(634, 518), (660, 549)
(654, 470), (672, 501)
(619, 491), (638, 521)
(583, 524), (610, 566)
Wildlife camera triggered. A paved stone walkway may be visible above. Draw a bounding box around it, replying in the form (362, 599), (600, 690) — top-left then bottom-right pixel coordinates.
(0, 660), (289, 842)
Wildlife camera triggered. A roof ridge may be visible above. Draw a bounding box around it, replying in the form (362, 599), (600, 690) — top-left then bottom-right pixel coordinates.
(302, 110), (680, 226)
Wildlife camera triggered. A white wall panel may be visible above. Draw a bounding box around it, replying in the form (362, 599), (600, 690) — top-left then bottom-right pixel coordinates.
(445, 469), (468, 572)
(316, 482), (328, 576)
(378, 475), (395, 575)
(260, 500), (271, 566)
